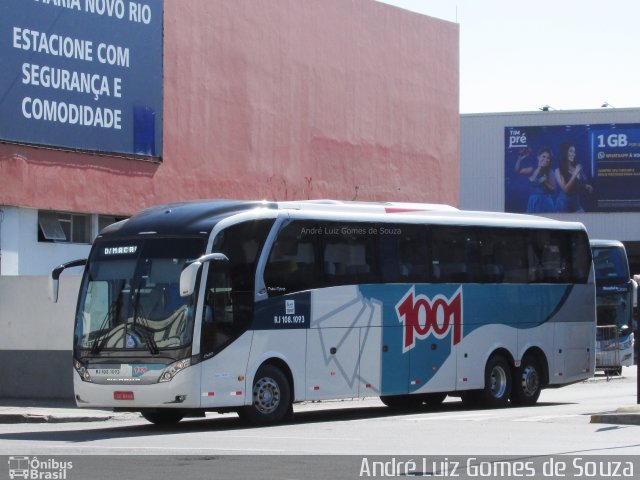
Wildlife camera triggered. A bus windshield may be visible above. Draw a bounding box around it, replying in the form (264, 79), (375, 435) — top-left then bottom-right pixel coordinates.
(75, 237), (205, 352)
(592, 246), (630, 284)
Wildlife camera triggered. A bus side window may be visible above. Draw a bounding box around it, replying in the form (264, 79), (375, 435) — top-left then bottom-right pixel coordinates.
(393, 224), (430, 283)
(344, 222), (432, 285)
(431, 226), (469, 283)
(570, 232), (590, 283)
(201, 267), (234, 355)
(201, 219), (274, 355)
(472, 230), (503, 283)
(320, 222), (379, 287)
(528, 230), (570, 283)
(264, 221), (318, 297)
(493, 230), (528, 283)
(323, 242), (372, 280)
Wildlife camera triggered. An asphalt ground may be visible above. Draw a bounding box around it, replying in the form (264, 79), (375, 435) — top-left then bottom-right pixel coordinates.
(1, 367), (639, 425)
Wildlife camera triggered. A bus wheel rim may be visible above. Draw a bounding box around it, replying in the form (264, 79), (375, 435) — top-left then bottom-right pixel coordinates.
(490, 365), (508, 398)
(254, 377), (280, 414)
(521, 365), (539, 397)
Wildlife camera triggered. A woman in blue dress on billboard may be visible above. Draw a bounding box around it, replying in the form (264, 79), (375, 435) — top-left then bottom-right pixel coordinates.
(554, 143), (593, 212)
(526, 147), (556, 213)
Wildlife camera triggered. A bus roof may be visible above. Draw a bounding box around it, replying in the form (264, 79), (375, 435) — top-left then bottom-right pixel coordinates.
(590, 239), (626, 249)
(278, 199), (460, 213)
(99, 199), (587, 238)
(99, 200), (277, 237)
(277, 200), (586, 230)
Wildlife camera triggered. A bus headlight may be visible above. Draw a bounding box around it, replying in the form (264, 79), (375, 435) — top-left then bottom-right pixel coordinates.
(74, 360), (93, 383)
(158, 358), (191, 383)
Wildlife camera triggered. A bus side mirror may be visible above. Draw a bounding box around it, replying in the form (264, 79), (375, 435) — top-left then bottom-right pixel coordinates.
(179, 253), (229, 297)
(180, 262), (202, 297)
(48, 259), (87, 303)
(49, 271), (61, 303)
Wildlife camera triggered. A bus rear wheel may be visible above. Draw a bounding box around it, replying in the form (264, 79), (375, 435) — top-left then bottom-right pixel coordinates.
(511, 355), (542, 406)
(141, 409), (185, 425)
(240, 364), (292, 425)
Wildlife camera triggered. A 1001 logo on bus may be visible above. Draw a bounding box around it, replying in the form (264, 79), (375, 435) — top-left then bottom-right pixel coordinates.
(395, 287), (463, 353)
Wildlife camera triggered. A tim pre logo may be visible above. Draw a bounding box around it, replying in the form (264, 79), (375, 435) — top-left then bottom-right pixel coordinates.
(395, 287), (463, 353)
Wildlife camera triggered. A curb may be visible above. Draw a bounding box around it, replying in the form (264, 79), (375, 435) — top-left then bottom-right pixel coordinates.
(590, 406), (640, 426)
(0, 413), (115, 424)
(590, 414), (640, 426)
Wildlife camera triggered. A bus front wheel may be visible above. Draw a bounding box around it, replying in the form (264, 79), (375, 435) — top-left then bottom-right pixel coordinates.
(141, 409), (185, 425)
(240, 364), (292, 425)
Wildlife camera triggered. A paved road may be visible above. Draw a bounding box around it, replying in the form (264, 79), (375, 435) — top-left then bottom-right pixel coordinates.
(1, 369), (639, 479)
(0, 368), (638, 458)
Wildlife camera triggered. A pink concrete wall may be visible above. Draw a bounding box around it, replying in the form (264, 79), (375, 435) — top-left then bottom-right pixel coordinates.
(0, 0), (459, 215)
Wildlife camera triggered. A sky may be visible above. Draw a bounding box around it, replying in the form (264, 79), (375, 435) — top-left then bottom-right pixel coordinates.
(376, 0), (640, 113)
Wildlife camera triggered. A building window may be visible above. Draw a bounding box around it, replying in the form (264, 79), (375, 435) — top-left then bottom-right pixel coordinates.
(98, 215), (128, 233)
(38, 211), (91, 244)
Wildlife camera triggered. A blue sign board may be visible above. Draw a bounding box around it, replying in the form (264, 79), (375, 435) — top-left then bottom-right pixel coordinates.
(505, 124), (640, 213)
(0, 0), (163, 158)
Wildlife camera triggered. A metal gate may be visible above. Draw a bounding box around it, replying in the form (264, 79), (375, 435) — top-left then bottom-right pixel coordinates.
(595, 325), (621, 375)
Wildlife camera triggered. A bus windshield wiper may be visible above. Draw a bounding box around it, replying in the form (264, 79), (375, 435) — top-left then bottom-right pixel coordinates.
(129, 322), (159, 355)
(91, 291), (123, 354)
(131, 287), (159, 355)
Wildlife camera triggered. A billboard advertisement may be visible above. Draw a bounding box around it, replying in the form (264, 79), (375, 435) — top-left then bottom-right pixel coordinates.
(0, 0), (163, 159)
(505, 124), (640, 213)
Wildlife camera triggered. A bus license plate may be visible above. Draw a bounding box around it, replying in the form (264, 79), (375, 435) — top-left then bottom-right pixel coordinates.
(114, 391), (134, 400)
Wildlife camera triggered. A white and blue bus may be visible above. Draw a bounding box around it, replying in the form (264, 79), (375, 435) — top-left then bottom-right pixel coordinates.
(50, 200), (595, 425)
(590, 239), (636, 375)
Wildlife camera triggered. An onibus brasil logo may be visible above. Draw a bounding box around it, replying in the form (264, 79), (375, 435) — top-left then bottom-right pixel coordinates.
(395, 287), (463, 353)
(8, 456), (73, 480)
